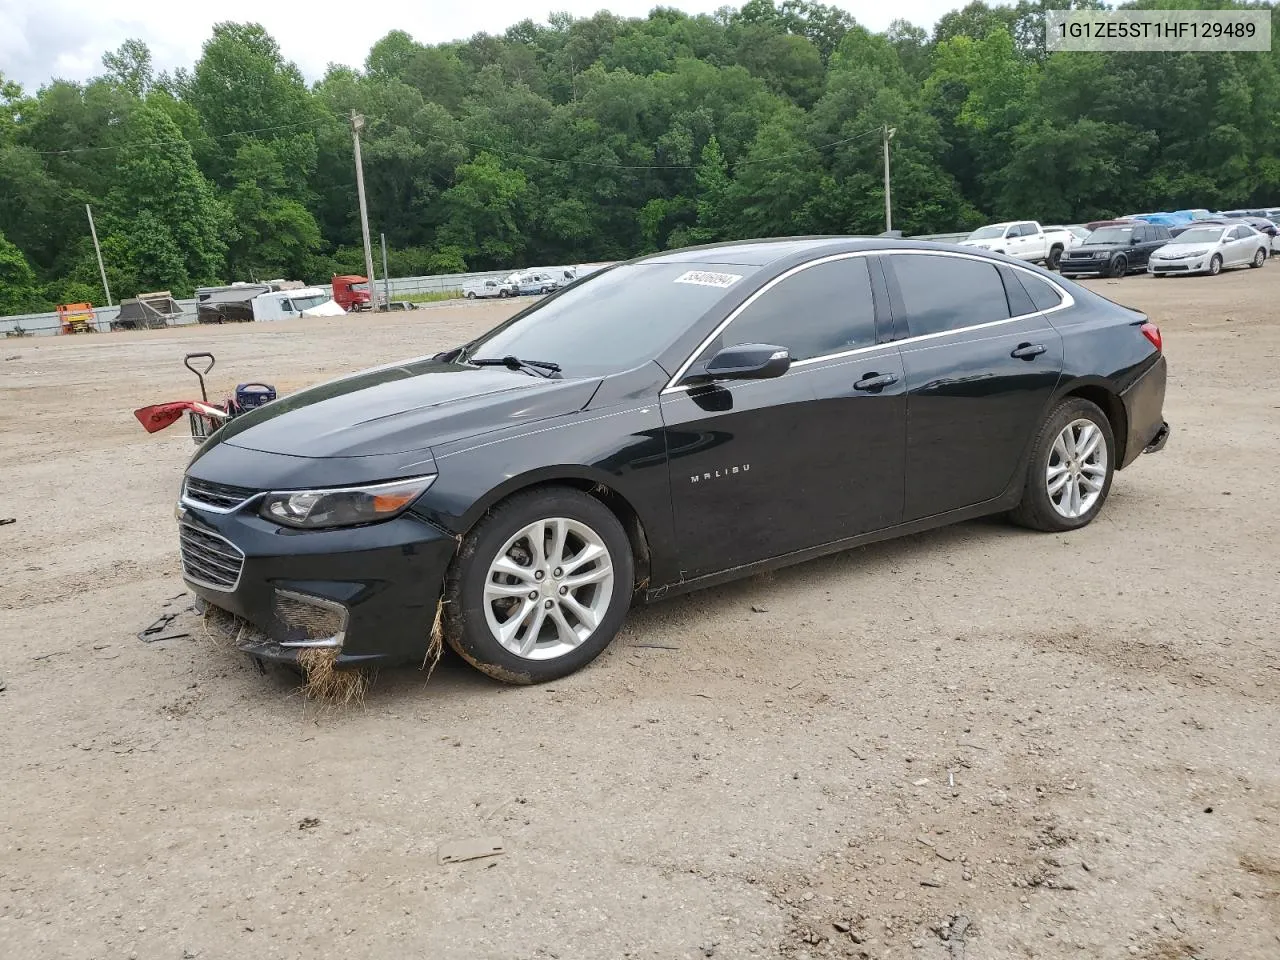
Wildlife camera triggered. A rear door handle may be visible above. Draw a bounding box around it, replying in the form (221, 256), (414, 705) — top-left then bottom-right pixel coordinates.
(853, 372), (899, 391)
(1011, 343), (1046, 360)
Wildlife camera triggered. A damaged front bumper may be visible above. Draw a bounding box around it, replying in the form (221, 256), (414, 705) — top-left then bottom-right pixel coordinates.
(179, 504), (456, 669)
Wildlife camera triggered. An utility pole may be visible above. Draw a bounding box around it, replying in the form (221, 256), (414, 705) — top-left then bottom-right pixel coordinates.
(85, 203), (112, 307)
(350, 111), (378, 308)
(380, 232), (391, 308)
(882, 125), (897, 234)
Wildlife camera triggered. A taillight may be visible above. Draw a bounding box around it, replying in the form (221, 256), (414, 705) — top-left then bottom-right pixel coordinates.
(1140, 321), (1162, 352)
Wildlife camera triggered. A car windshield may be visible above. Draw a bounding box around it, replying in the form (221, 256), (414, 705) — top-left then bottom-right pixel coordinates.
(292, 294), (331, 310)
(967, 225), (1006, 240)
(1175, 227), (1225, 244)
(467, 262), (758, 377)
(1069, 226), (1091, 239)
(1086, 227), (1133, 243)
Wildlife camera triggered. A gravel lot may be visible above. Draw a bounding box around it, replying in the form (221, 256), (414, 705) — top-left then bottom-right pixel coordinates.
(2, 268), (1278, 960)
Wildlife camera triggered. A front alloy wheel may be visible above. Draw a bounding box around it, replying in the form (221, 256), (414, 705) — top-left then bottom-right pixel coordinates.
(444, 487), (634, 683)
(483, 518), (615, 660)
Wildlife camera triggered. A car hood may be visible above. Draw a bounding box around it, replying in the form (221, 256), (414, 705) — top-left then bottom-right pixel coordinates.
(1153, 241), (1220, 256)
(212, 358), (602, 458)
(1069, 243), (1130, 254)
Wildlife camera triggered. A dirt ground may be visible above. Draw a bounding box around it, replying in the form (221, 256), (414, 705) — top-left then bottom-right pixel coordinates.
(2, 267), (1278, 960)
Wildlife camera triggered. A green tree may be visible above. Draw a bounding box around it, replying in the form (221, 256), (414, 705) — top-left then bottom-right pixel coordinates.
(0, 229), (44, 313)
(103, 105), (228, 294)
(437, 152), (529, 266)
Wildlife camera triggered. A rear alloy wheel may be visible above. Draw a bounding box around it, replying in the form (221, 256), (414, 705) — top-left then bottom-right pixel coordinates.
(1009, 397), (1115, 533)
(1209, 254), (1223, 276)
(466, 291), (476, 299)
(1251, 248), (1266, 268)
(1109, 255), (1128, 278)
(443, 487), (634, 683)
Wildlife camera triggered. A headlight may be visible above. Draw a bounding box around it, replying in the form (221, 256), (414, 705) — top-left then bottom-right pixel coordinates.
(259, 475), (436, 530)
(1182, 248), (1208, 258)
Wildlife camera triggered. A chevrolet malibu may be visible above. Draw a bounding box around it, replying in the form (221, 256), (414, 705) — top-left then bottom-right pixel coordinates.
(178, 238), (1170, 684)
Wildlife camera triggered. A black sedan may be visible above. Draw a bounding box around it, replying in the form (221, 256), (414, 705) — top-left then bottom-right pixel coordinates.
(178, 238), (1170, 684)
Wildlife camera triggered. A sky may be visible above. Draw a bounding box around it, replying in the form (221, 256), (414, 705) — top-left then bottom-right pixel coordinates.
(0, 0), (975, 91)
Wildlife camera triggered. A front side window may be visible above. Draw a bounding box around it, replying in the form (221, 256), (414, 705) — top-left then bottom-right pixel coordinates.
(888, 254), (1010, 337)
(697, 256), (877, 364)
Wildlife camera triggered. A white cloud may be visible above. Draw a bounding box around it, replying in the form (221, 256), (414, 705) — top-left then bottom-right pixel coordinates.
(0, 0), (971, 90)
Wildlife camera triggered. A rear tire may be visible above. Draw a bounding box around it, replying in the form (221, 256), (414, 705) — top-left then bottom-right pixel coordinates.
(1009, 397), (1115, 533)
(466, 291), (476, 299)
(443, 487), (635, 684)
(1209, 254), (1222, 276)
(1251, 248), (1266, 268)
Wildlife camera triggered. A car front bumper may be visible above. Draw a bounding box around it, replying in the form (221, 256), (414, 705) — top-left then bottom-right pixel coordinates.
(178, 502), (457, 669)
(1148, 255), (1211, 274)
(1059, 258), (1112, 276)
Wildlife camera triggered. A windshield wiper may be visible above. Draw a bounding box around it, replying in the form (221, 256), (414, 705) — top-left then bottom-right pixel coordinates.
(469, 355), (562, 378)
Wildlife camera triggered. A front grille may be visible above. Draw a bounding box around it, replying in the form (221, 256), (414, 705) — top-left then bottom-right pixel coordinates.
(180, 521), (245, 591)
(184, 476), (256, 510)
(1154, 264), (1188, 272)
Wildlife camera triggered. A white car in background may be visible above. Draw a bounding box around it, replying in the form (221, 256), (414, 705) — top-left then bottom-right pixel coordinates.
(958, 220), (1077, 270)
(463, 277), (514, 299)
(1148, 223), (1269, 277)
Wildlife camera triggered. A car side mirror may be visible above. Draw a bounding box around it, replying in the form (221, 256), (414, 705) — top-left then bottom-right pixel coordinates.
(699, 343), (791, 382)
(1130, 237), (1140, 245)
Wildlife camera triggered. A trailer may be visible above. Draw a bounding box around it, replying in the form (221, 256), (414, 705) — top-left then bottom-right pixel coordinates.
(111, 291), (183, 331)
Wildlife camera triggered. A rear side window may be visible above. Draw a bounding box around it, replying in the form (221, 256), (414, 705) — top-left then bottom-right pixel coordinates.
(1016, 272), (1064, 313)
(888, 254), (1010, 336)
(708, 256), (877, 362)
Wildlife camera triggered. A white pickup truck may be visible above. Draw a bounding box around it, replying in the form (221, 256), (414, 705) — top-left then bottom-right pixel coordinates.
(958, 220), (1077, 270)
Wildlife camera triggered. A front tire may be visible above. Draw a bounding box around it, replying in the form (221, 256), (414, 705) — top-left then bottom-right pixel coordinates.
(1009, 397), (1115, 533)
(1047, 246), (1063, 270)
(1209, 254), (1222, 276)
(1109, 255), (1128, 278)
(443, 487), (635, 684)
(1251, 248), (1266, 268)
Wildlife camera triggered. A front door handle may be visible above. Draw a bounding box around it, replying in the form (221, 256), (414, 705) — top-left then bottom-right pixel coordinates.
(1011, 342), (1046, 360)
(853, 372), (899, 391)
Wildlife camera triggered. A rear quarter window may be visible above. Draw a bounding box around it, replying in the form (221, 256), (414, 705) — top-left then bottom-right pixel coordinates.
(888, 254), (1011, 336)
(1016, 272), (1065, 313)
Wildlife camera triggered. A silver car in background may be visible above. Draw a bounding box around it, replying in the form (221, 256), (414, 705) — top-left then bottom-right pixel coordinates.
(1148, 223), (1269, 276)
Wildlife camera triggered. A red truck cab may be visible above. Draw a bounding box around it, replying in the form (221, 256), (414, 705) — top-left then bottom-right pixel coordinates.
(331, 275), (372, 312)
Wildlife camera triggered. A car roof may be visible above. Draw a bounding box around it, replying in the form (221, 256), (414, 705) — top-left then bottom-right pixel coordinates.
(636, 235), (973, 267)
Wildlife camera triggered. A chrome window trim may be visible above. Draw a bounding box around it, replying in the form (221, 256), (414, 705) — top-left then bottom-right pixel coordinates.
(661, 248), (1074, 395)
